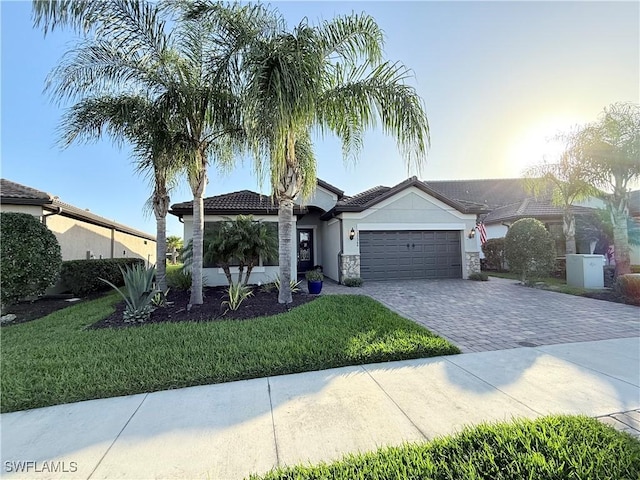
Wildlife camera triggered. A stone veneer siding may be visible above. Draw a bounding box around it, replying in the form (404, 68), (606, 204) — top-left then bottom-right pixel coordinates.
(339, 254), (360, 283)
(466, 251), (481, 276)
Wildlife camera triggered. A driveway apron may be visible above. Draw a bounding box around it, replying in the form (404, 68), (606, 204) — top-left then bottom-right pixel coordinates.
(324, 277), (640, 352)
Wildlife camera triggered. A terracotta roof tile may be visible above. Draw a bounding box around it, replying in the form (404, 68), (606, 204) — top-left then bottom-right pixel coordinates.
(0, 179), (51, 202)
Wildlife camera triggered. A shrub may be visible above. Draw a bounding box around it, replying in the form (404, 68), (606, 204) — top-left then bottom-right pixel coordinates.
(101, 264), (159, 323)
(468, 272), (489, 281)
(343, 277), (363, 287)
(60, 258), (145, 296)
(222, 283), (254, 311)
(631, 265), (640, 274)
(0, 212), (62, 306)
(166, 269), (192, 291)
(305, 270), (324, 281)
(614, 275), (640, 306)
(481, 237), (507, 271)
(505, 218), (556, 283)
(271, 275), (302, 293)
(551, 256), (567, 279)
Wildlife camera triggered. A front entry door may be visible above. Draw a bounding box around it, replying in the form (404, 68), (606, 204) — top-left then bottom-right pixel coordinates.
(297, 229), (314, 274)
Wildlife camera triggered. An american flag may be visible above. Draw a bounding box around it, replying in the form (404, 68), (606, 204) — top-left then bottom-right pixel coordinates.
(476, 222), (487, 245)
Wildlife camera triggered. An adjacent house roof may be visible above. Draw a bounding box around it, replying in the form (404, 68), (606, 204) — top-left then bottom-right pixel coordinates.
(484, 198), (595, 225)
(170, 190), (306, 216)
(425, 178), (538, 210)
(1, 179), (156, 241)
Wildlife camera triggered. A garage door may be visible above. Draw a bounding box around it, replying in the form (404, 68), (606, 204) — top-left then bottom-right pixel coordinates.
(359, 230), (462, 281)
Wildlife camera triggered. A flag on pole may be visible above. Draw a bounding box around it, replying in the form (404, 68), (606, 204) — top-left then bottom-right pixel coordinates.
(477, 222), (487, 245)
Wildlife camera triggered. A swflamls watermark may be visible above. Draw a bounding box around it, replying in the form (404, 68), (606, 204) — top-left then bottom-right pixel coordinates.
(4, 461), (78, 473)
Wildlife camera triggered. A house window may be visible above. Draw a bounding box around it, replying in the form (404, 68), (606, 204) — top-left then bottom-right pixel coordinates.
(202, 221), (279, 268)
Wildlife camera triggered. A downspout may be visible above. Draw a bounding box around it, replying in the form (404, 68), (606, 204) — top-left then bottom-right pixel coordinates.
(41, 206), (62, 226)
(110, 228), (115, 259)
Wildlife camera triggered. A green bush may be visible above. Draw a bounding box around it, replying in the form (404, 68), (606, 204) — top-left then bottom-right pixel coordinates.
(101, 264), (159, 323)
(342, 277), (363, 287)
(0, 212), (62, 306)
(481, 237), (507, 271)
(60, 258), (145, 296)
(614, 274), (640, 306)
(505, 218), (556, 283)
(166, 268), (192, 290)
(468, 272), (489, 281)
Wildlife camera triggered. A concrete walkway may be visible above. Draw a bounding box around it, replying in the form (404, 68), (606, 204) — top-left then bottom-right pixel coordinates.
(321, 277), (640, 352)
(2, 337), (639, 480)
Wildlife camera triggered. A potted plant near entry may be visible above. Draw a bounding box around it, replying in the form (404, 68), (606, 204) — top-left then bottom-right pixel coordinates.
(305, 269), (324, 294)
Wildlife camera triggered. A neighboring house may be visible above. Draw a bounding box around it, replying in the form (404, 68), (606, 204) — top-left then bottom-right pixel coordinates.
(170, 177), (482, 286)
(1, 179), (156, 265)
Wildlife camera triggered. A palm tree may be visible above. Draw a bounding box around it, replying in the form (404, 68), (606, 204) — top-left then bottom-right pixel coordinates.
(33, 0), (278, 305)
(58, 95), (181, 292)
(242, 13), (430, 303)
(166, 235), (183, 264)
(524, 130), (599, 255)
(575, 102), (640, 276)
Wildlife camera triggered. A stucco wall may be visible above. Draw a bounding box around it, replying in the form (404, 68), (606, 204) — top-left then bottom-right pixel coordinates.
(0, 204), (43, 216)
(46, 214), (155, 264)
(296, 185), (338, 212)
(321, 219), (341, 281)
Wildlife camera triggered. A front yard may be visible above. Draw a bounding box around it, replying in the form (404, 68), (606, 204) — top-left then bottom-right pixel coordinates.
(0, 293), (458, 413)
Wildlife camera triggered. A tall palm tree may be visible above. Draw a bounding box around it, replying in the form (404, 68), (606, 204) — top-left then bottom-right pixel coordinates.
(576, 102), (640, 276)
(242, 13), (431, 303)
(58, 95), (182, 292)
(33, 0), (278, 305)
(524, 130), (599, 255)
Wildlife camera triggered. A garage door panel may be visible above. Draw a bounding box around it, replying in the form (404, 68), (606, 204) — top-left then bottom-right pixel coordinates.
(360, 230), (462, 281)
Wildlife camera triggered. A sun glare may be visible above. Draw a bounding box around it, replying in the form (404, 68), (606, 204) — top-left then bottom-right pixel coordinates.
(507, 117), (583, 176)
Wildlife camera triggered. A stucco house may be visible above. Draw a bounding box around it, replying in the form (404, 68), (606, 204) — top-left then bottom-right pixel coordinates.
(1, 179), (156, 265)
(170, 176), (639, 286)
(170, 177), (483, 285)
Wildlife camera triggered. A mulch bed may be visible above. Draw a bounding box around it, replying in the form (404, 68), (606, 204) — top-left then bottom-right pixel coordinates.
(1, 292), (106, 327)
(92, 286), (318, 329)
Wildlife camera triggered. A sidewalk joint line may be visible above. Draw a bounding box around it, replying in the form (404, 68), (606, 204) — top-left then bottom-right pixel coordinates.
(442, 357), (544, 417)
(87, 393), (149, 480)
(361, 366), (430, 441)
(532, 343), (640, 389)
(267, 377), (281, 467)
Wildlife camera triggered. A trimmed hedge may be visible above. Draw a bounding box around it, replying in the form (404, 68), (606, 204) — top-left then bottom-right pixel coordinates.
(60, 258), (145, 296)
(614, 274), (640, 306)
(505, 218), (556, 283)
(0, 212), (62, 305)
(481, 237), (507, 271)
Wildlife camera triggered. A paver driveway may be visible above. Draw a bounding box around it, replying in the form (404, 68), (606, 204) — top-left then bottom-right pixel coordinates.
(323, 277), (639, 352)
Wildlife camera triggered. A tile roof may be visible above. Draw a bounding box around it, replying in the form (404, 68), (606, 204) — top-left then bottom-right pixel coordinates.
(1, 178), (155, 240)
(484, 198), (595, 224)
(425, 178), (539, 210)
(1, 178), (51, 203)
(170, 190), (305, 215)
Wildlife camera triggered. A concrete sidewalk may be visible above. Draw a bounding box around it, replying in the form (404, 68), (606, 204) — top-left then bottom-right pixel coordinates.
(2, 337), (639, 480)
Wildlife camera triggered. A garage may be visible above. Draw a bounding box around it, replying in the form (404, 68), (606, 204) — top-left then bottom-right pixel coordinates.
(359, 230), (462, 281)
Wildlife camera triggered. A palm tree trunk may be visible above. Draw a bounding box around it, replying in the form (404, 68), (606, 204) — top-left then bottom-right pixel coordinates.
(563, 210), (577, 255)
(153, 189), (170, 292)
(278, 198), (294, 304)
(189, 167), (207, 306)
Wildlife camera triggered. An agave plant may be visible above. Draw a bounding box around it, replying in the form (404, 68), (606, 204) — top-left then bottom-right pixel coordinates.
(101, 264), (160, 323)
(222, 283), (254, 311)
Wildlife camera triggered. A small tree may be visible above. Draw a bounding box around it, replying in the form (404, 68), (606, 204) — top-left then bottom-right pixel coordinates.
(505, 218), (556, 284)
(1, 213), (62, 307)
(482, 237), (507, 271)
(167, 236), (183, 265)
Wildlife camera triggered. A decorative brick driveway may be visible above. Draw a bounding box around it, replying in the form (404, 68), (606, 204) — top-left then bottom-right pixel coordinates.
(322, 277), (640, 353)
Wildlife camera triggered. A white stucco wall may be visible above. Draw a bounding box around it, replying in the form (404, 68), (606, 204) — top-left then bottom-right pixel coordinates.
(295, 185), (338, 212)
(0, 204), (44, 216)
(321, 219), (341, 281)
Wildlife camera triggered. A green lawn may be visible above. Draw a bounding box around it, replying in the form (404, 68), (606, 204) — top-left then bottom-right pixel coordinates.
(488, 272), (598, 295)
(0, 294), (458, 413)
(252, 416), (640, 480)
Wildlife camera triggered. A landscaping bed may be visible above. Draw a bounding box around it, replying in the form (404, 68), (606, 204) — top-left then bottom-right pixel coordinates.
(252, 415), (640, 479)
(1, 294), (459, 413)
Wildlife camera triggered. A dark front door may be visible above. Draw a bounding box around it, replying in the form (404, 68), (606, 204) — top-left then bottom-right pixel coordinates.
(297, 229), (314, 274)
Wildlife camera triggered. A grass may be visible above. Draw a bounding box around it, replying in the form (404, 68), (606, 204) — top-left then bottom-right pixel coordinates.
(488, 271), (596, 295)
(252, 415), (640, 480)
(0, 294), (458, 413)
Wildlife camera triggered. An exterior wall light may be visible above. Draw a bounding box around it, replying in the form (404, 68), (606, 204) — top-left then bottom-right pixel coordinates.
(349, 228), (356, 241)
(468, 228), (476, 239)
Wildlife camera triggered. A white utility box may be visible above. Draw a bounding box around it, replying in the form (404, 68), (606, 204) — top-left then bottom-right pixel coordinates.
(566, 254), (605, 289)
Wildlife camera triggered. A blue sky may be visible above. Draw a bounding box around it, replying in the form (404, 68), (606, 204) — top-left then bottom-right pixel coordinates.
(2, 1), (638, 239)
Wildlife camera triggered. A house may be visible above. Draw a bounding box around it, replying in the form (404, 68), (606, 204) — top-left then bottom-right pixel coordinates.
(0, 179), (156, 265)
(170, 177), (482, 285)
